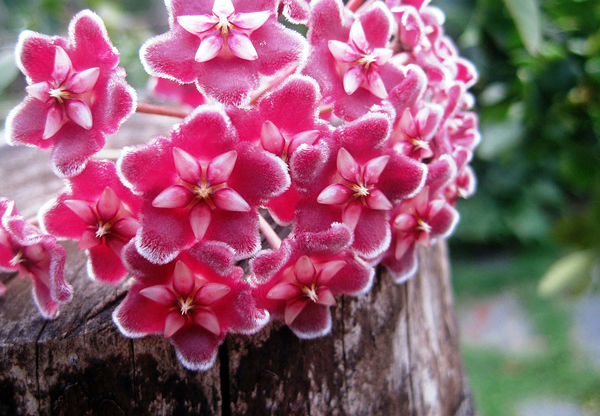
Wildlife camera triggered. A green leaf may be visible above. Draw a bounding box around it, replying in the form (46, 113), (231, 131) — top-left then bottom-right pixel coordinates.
(502, 0), (542, 55)
(538, 251), (597, 298)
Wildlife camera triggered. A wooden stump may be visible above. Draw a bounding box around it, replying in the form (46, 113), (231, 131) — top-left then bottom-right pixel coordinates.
(0, 116), (475, 415)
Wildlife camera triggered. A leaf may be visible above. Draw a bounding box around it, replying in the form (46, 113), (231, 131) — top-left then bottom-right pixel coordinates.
(538, 250), (597, 298)
(502, 0), (542, 55)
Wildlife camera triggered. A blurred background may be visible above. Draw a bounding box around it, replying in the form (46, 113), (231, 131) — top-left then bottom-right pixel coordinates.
(1, 0), (599, 414)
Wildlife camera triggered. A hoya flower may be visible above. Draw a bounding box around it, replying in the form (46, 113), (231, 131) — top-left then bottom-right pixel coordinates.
(392, 104), (443, 160)
(114, 241), (268, 370)
(0, 198), (72, 319)
(382, 186), (458, 283)
(228, 75), (330, 225)
(251, 223), (373, 338)
(6, 10), (136, 178)
(293, 112), (427, 259)
(39, 160), (141, 285)
(141, 0), (307, 105)
(304, 0), (403, 121)
(118, 105), (290, 264)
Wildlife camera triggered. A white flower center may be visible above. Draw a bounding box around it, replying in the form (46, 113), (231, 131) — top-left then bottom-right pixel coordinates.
(417, 218), (432, 234)
(179, 296), (195, 315)
(302, 285), (319, 303)
(10, 250), (24, 267)
(95, 222), (112, 238)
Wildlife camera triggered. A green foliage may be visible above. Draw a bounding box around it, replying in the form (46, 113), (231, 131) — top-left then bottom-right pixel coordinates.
(440, 0), (600, 265)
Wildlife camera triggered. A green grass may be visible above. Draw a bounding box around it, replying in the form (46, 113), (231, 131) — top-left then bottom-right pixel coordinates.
(452, 247), (600, 416)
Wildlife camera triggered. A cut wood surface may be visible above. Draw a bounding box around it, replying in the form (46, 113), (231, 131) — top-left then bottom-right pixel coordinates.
(0, 114), (475, 415)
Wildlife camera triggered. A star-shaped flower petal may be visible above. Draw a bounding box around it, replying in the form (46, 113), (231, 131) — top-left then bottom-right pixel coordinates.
(293, 112), (427, 259)
(6, 10), (136, 178)
(140, 0), (307, 106)
(118, 105), (290, 264)
(382, 187), (459, 283)
(39, 160), (141, 285)
(0, 198), (72, 319)
(113, 240), (268, 370)
(251, 223), (373, 338)
(303, 0), (403, 121)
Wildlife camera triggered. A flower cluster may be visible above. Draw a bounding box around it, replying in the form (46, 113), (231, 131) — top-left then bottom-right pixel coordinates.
(2, 0), (479, 370)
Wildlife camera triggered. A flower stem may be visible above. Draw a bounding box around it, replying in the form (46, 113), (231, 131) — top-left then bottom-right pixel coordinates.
(258, 214), (282, 250)
(136, 103), (189, 119)
(346, 0), (364, 12)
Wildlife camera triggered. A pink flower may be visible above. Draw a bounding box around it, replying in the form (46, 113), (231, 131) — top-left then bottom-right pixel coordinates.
(39, 160), (141, 285)
(228, 75), (330, 225)
(251, 223), (373, 338)
(113, 240), (268, 370)
(303, 0), (403, 121)
(293, 112), (427, 258)
(118, 105), (290, 264)
(177, 0), (271, 62)
(140, 0), (307, 105)
(383, 186), (458, 283)
(6, 10), (136, 178)
(392, 104), (443, 160)
(0, 198), (72, 318)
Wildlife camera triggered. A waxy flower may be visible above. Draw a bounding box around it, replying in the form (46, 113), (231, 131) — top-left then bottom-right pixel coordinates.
(0, 198), (72, 319)
(114, 241), (268, 370)
(317, 148), (393, 230)
(383, 187), (458, 282)
(39, 160), (141, 285)
(152, 148), (251, 240)
(392, 104), (443, 160)
(251, 224), (373, 338)
(304, 0), (403, 120)
(141, 0), (307, 105)
(118, 105), (290, 264)
(328, 19), (393, 99)
(293, 112), (426, 258)
(6, 10), (136, 178)
(177, 0), (271, 62)
(228, 75), (330, 225)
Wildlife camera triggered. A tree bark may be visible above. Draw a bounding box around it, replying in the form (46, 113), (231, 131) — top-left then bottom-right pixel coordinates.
(0, 115), (475, 415)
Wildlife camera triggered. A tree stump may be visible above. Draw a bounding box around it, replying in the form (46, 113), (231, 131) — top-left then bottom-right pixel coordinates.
(0, 114), (475, 415)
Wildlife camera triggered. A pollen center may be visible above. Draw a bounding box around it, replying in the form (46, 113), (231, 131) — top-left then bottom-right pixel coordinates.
(10, 250), (24, 267)
(194, 183), (213, 200)
(350, 182), (370, 198)
(49, 87), (71, 102)
(95, 222), (112, 238)
(179, 296), (195, 315)
(358, 54), (376, 69)
(417, 218), (432, 234)
(302, 285), (319, 303)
